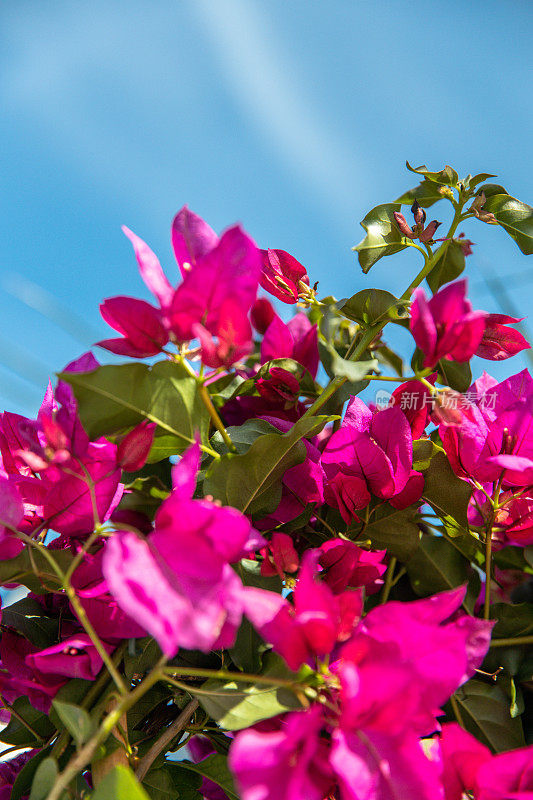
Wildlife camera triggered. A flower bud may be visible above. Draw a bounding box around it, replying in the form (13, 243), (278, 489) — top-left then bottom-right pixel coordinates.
(118, 420), (156, 472)
(250, 297), (275, 334)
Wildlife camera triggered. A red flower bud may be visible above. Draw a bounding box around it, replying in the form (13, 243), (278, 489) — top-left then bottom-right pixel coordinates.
(251, 297), (275, 334)
(118, 420), (156, 472)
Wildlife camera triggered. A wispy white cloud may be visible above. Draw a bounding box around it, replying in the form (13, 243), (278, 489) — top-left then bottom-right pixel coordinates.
(190, 0), (367, 229)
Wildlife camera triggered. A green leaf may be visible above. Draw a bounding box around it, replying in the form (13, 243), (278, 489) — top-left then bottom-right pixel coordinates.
(466, 172), (497, 190)
(204, 415), (332, 516)
(211, 419), (279, 456)
(437, 358), (472, 393)
(230, 560), (283, 673)
(357, 504), (421, 561)
(490, 602), (533, 640)
(482, 193), (533, 255)
(11, 749), (52, 800)
(51, 699), (95, 748)
(91, 765), (151, 800)
(453, 678), (525, 752)
(193, 653), (302, 730)
(318, 342), (372, 407)
(1, 596), (58, 648)
(426, 240), (466, 294)
(58, 360), (210, 457)
(124, 638), (163, 681)
(0, 546), (73, 593)
(417, 446), (472, 529)
(396, 178), (445, 208)
(494, 546), (533, 575)
(0, 696), (55, 747)
(177, 755), (239, 800)
(406, 161), (459, 186)
(328, 352), (379, 384)
(143, 767), (202, 800)
(353, 203), (408, 273)
(337, 289), (410, 326)
(406, 536), (471, 598)
(28, 758), (58, 800)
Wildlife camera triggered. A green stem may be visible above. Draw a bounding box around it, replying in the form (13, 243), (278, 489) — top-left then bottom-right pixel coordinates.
(379, 557), (397, 605)
(162, 666), (308, 690)
(400, 205), (464, 300)
(197, 382), (236, 453)
(483, 529), (493, 621)
(0, 695), (45, 744)
(65, 585), (128, 696)
(490, 635), (533, 648)
(46, 665), (165, 800)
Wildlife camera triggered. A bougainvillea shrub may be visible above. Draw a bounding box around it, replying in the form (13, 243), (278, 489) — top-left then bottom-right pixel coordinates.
(0, 163), (532, 800)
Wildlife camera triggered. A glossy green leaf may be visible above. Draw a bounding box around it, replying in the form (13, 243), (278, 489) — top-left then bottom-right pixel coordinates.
(318, 342), (372, 407)
(490, 602), (533, 640)
(417, 446), (472, 528)
(453, 679), (525, 752)
(143, 767), (202, 800)
(0, 696), (55, 747)
(211, 419), (279, 456)
(204, 415), (332, 516)
(51, 699), (95, 748)
(1, 597), (58, 648)
(177, 755), (239, 800)
(396, 178), (444, 208)
(58, 360), (210, 457)
(338, 289), (410, 326)
(0, 546), (73, 593)
(91, 765), (151, 800)
(407, 536), (471, 598)
(482, 193), (533, 255)
(437, 358), (472, 394)
(494, 546), (533, 575)
(28, 758), (58, 800)
(356, 504), (421, 561)
(465, 172), (497, 190)
(353, 203), (408, 273)
(406, 161), (459, 186)
(193, 654), (302, 730)
(426, 240), (466, 294)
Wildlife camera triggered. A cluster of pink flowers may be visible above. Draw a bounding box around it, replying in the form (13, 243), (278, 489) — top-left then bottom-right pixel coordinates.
(0, 186), (532, 800)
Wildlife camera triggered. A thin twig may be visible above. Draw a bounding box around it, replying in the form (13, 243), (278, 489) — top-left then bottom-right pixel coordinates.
(135, 699), (199, 782)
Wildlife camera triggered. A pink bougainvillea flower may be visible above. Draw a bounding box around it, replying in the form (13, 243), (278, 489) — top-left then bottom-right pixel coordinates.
(318, 539), (387, 595)
(331, 728), (443, 800)
(438, 723), (533, 800)
(259, 248), (311, 304)
(229, 706), (335, 800)
(0, 361), (124, 539)
(25, 634), (113, 682)
(100, 211), (261, 363)
(97, 296), (169, 358)
(338, 586), (493, 738)
(410, 279), (487, 369)
(260, 532), (299, 578)
(0, 751), (39, 800)
(243, 551), (363, 670)
(390, 376), (436, 438)
(475, 313), (531, 361)
(171, 205), (219, 277)
(193, 298), (253, 368)
(321, 396), (423, 522)
(468, 487), (533, 548)
(438, 723), (491, 800)
(122, 225), (174, 308)
(440, 369), (533, 490)
(103, 441), (263, 656)
(0, 477), (24, 541)
(169, 224), (261, 342)
(261, 312), (320, 378)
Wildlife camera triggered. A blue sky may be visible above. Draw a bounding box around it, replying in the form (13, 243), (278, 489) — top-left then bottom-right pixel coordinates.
(0, 0), (532, 416)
